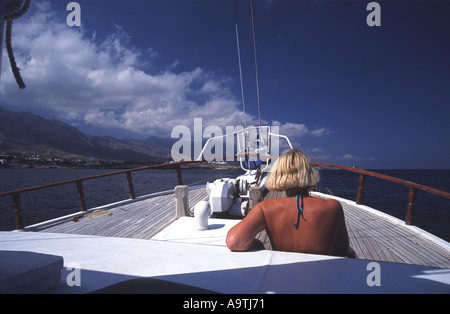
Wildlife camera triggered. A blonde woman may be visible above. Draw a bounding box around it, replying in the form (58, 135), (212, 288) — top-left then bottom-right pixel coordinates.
(226, 149), (355, 258)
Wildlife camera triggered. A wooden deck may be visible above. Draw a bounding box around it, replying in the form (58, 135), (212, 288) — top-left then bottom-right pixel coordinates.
(32, 187), (450, 269)
(31, 188), (208, 240)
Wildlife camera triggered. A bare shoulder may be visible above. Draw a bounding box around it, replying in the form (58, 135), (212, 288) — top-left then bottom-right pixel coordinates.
(311, 197), (343, 213)
(256, 198), (287, 211)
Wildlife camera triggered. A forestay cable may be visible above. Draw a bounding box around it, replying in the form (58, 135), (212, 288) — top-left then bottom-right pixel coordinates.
(233, 0), (247, 128)
(250, 0), (262, 126)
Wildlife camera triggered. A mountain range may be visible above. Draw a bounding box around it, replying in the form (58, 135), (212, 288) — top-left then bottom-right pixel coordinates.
(0, 106), (174, 162)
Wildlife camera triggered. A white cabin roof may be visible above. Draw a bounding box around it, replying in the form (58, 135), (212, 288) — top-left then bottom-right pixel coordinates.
(1, 227), (449, 294)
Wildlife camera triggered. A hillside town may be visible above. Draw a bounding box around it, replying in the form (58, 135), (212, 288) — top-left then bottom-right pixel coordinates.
(0, 152), (236, 169)
(0, 152), (131, 169)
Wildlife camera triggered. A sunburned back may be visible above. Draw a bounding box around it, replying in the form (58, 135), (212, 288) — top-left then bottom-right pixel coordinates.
(260, 197), (346, 256)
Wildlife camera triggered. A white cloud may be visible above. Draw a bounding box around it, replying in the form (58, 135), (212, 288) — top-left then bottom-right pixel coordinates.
(339, 154), (374, 162)
(310, 147), (323, 153)
(0, 4), (245, 136)
(0, 2), (334, 142)
(271, 122), (332, 139)
(310, 127), (332, 137)
(341, 154), (358, 160)
(277, 122), (309, 138)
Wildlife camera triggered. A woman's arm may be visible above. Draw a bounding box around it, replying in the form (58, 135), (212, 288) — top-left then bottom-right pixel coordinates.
(226, 204), (266, 251)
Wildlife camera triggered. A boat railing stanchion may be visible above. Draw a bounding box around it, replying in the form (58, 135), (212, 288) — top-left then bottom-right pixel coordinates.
(126, 172), (136, 199)
(356, 174), (366, 205)
(12, 192), (24, 230)
(175, 163), (183, 185)
(76, 180), (87, 212)
(406, 186), (416, 225)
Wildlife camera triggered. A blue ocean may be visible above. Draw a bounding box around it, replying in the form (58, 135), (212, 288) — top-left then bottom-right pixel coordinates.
(0, 168), (449, 242)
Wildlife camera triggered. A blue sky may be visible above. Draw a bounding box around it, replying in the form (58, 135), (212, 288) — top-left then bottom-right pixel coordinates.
(1, 0), (449, 169)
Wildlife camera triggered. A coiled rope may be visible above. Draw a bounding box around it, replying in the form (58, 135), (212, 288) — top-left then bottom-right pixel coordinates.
(0, 0), (31, 89)
(86, 209), (112, 219)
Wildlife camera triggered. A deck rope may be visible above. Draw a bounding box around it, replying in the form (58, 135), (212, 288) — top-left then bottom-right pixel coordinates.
(86, 209), (112, 219)
(1, 0), (31, 89)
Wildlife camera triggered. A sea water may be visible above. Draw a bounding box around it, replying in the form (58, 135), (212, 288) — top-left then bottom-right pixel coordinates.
(0, 168), (449, 242)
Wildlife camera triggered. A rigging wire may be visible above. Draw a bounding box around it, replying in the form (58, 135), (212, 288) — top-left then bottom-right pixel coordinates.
(233, 0), (247, 128)
(250, 0), (262, 127)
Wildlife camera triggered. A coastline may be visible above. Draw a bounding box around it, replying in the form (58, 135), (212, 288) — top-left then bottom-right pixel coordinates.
(0, 161), (241, 170)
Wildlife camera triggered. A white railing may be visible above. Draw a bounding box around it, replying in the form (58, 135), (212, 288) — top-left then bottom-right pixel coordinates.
(196, 126), (293, 171)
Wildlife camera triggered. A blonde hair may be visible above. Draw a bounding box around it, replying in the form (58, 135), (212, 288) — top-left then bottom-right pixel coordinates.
(265, 149), (319, 191)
